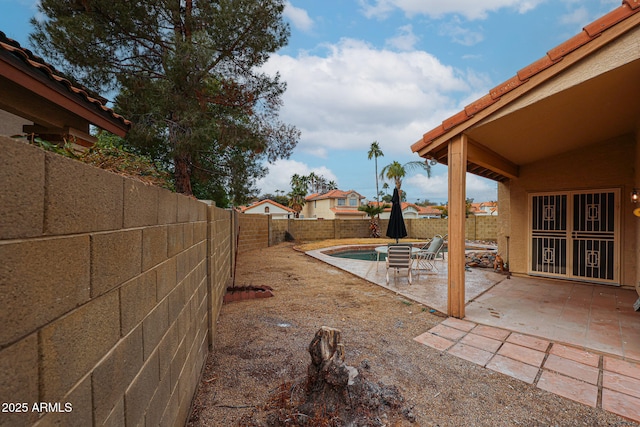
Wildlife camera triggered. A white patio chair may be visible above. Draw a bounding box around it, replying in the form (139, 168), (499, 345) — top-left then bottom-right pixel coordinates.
(414, 235), (445, 274)
(385, 244), (413, 285)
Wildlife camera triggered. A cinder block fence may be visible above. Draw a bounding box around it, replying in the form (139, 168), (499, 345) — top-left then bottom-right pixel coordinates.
(0, 137), (233, 426)
(0, 136), (498, 426)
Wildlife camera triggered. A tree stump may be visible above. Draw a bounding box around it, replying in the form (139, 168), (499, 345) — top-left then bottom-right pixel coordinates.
(254, 327), (414, 425)
(306, 327), (358, 403)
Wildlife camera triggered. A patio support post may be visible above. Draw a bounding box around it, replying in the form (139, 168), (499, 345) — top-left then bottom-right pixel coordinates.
(447, 134), (467, 318)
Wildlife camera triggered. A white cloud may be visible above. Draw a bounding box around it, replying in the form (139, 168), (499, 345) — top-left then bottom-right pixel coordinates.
(559, 6), (589, 26)
(404, 171), (497, 203)
(256, 159), (338, 195)
(439, 17), (484, 46)
(359, 0), (545, 20)
(385, 24), (419, 51)
(284, 1), (314, 32)
(262, 38), (478, 160)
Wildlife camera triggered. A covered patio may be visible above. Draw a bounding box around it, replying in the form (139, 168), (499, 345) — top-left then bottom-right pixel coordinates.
(410, 1), (640, 321)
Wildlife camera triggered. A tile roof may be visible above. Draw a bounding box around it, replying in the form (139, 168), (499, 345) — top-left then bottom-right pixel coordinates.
(241, 199), (295, 213)
(411, 0), (640, 154)
(0, 31), (131, 131)
(330, 208), (366, 215)
(305, 189), (364, 201)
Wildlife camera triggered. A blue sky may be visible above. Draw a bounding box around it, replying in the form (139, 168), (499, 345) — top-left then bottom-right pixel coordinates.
(0, 0), (621, 203)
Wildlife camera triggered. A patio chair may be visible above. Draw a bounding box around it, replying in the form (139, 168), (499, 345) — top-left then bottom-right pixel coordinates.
(414, 235), (445, 274)
(385, 244), (413, 285)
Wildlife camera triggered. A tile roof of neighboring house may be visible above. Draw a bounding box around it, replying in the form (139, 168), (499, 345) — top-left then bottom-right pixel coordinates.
(470, 202), (498, 215)
(240, 199), (295, 213)
(411, 0), (640, 156)
(305, 189), (364, 201)
(0, 31), (131, 134)
(330, 208), (366, 215)
(418, 205), (443, 216)
(369, 200), (441, 215)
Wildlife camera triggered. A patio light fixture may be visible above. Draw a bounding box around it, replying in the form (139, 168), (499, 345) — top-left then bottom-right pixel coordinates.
(632, 188), (639, 203)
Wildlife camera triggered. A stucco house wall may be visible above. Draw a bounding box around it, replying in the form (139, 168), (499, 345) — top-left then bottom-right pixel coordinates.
(502, 134), (637, 289)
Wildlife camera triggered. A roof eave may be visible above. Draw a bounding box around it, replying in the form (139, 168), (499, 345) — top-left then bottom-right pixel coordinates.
(412, 2), (640, 160)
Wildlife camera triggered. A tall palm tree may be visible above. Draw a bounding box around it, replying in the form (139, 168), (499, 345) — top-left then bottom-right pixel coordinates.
(380, 160), (431, 193)
(367, 141), (384, 206)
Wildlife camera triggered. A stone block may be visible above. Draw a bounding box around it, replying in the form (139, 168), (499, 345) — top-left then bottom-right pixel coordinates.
(91, 229), (142, 297)
(0, 137), (45, 239)
(120, 270), (157, 335)
(142, 298), (169, 360)
(168, 281), (186, 327)
(183, 222), (194, 249)
(142, 225), (168, 271)
(167, 223), (184, 258)
(158, 322), (179, 380)
(124, 180), (159, 228)
(124, 351), (160, 427)
(156, 257), (177, 301)
(0, 334), (39, 426)
(45, 151), (124, 235)
(145, 376), (171, 427)
(101, 397), (124, 427)
(40, 291), (120, 401)
(0, 236), (90, 346)
(170, 340), (187, 391)
(158, 189), (178, 224)
(92, 325), (144, 425)
(34, 375), (92, 427)
(176, 195), (194, 223)
(159, 383), (180, 427)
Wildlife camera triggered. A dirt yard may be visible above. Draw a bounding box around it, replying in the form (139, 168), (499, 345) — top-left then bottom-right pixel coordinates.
(187, 242), (637, 426)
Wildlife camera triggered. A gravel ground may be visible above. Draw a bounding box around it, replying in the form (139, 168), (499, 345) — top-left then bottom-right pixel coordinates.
(187, 242), (638, 427)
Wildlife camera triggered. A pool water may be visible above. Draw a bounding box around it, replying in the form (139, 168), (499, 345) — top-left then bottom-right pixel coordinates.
(330, 250), (383, 261)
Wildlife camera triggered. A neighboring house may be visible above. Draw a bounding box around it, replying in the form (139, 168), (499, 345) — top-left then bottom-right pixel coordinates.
(303, 190), (366, 219)
(411, 1), (640, 317)
(370, 201), (442, 219)
(418, 205), (443, 219)
(240, 199), (295, 219)
(470, 202), (498, 216)
(0, 31), (130, 146)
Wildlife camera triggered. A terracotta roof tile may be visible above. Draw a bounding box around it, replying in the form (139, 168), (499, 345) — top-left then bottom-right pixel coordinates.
(517, 55), (559, 81)
(0, 31), (131, 129)
(242, 199), (295, 213)
(547, 31), (594, 61)
(464, 93), (499, 116)
(412, 1), (640, 153)
(443, 110), (471, 130)
(489, 75), (527, 100)
(585, 3), (638, 36)
(306, 189), (363, 201)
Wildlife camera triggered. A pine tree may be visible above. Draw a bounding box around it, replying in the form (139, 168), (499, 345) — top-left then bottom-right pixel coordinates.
(30, 0), (299, 201)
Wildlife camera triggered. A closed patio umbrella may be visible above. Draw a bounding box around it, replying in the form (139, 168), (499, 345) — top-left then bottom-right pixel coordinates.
(386, 187), (407, 242)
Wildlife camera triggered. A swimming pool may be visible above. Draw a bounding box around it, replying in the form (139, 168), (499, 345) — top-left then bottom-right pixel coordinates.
(325, 243), (491, 262)
(329, 249), (383, 261)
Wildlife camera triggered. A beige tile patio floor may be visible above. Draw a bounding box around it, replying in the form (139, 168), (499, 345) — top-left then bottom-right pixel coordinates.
(306, 246), (640, 423)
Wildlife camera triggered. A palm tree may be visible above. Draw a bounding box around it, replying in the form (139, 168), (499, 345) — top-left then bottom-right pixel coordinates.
(367, 141), (384, 207)
(379, 160), (431, 193)
(358, 203), (389, 237)
(288, 174), (308, 217)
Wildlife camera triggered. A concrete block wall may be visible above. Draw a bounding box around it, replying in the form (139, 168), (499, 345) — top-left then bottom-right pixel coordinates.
(0, 137), (232, 427)
(269, 217), (497, 243)
(237, 213), (269, 254)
